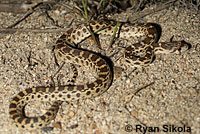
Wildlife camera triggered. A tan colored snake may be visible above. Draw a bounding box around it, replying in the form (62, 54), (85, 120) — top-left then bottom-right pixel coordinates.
(9, 20), (187, 129)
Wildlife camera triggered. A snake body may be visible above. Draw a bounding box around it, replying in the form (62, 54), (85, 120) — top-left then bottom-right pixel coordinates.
(9, 20), (186, 130)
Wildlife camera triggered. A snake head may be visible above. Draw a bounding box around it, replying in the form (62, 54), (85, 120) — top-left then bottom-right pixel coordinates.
(176, 40), (191, 52)
(157, 40), (191, 54)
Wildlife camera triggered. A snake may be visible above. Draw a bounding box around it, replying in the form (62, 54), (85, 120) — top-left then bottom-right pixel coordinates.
(9, 20), (187, 130)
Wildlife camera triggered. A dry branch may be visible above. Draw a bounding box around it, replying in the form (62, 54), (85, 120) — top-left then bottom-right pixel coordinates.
(129, 0), (177, 22)
(0, 28), (69, 34)
(0, 0), (182, 34)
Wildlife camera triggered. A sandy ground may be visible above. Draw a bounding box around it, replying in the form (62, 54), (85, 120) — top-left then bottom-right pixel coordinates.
(0, 3), (199, 134)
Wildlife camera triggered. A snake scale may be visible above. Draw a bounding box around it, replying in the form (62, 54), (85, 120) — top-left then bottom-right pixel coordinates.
(9, 20), (187, 130)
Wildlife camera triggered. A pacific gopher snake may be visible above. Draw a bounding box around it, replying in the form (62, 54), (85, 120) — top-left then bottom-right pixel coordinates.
(9, 20), (188, 130)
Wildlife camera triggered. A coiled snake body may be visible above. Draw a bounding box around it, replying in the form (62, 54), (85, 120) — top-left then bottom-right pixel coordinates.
(9, 20), (186, 129)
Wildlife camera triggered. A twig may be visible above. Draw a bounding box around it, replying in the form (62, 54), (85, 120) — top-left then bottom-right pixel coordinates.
(65, 5), (85, 19)
(130, 82), (155, 95)
(7, 3), (42, 29)
(97, 0), (104, 10)
(0, 3), (41, 38)
(135, 0), (145, 11)
(124, 82), (155, 104)
(0, 28), (69, 33)
(44, 11), (62, 28)
(128, 0), (177, 22)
